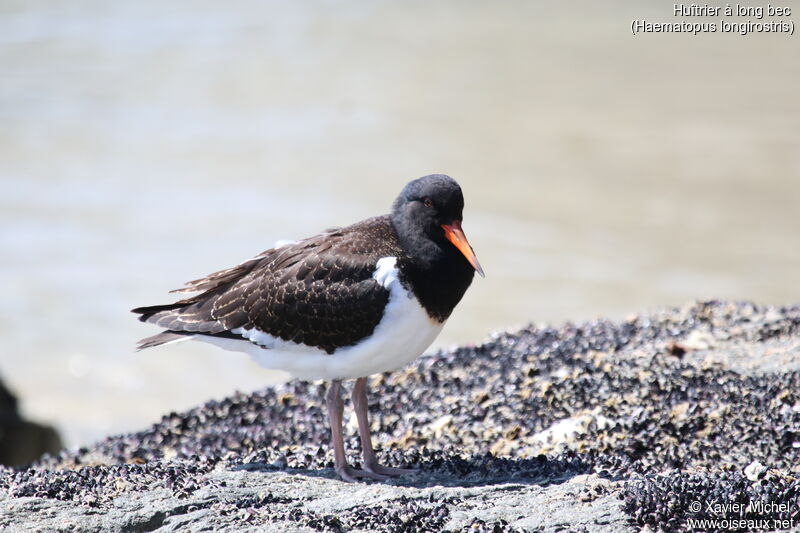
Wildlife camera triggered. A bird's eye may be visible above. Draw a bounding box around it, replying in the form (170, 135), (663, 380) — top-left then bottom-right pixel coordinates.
(423, 197), (433, 208)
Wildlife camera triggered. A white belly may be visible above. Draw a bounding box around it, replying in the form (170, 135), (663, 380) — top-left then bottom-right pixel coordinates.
(192, 257), (444, 380)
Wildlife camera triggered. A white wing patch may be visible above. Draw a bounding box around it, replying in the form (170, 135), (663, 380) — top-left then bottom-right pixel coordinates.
(372, 256), (398, 288)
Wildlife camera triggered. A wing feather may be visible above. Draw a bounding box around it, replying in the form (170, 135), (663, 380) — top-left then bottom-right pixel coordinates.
(132, 216), (405, 353)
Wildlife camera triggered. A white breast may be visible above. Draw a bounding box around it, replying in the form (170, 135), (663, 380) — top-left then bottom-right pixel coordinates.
(193, 257), (444, 380)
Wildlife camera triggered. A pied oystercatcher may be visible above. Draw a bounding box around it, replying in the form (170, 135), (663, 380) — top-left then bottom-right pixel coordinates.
(132, 174), (483, 481)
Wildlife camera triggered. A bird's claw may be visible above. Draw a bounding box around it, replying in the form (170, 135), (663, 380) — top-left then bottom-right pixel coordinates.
(364, 464), (416, 477)
(336, 464), (390, 482)
(335, 463), (415, 482)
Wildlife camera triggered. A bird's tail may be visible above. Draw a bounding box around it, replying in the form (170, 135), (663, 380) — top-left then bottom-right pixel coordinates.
(131, 302), (188, 323)
(135, 331), (192, 351)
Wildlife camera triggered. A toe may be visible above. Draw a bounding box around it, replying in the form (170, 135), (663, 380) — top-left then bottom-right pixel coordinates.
(336, 468), (360, 483)
(365, 464), (416, 477)
(353, 468), (390, 481)
(336, 465), (390, 482)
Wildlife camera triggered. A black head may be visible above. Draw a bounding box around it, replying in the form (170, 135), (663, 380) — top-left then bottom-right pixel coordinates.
(392, 174), (464, 236)
(391, 174), (484, 277)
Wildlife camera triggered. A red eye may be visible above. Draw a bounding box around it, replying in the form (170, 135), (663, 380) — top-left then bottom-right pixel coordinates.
(423, 198), (433, 208)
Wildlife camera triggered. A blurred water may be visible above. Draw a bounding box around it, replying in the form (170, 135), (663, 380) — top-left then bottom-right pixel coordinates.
(1, 1), (798, 449)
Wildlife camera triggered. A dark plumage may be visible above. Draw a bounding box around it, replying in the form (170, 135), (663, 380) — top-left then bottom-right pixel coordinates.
(133, 217), (403, 354)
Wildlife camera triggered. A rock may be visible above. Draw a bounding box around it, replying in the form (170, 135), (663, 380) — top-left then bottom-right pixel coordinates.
(0, 378), (62, 467)
(743, 460), (767, 481)
(524, 408), (612, 455)
(428, 414), (454, 437)
(681, 329), (715, 351)
(1, 300), (800, 532)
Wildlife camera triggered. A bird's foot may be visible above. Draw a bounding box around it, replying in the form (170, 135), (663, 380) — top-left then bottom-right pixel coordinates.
(364, 463), (416, 477)
(335, 464), (391, 482)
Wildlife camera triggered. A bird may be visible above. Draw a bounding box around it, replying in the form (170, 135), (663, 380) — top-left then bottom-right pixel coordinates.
(132, 174), (483, 482)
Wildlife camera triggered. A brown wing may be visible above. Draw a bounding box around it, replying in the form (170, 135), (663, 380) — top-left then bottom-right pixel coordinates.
(132, 216), (404, 354)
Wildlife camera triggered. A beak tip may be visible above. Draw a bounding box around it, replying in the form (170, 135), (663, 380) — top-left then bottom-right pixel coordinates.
(441, 222), (484, 278)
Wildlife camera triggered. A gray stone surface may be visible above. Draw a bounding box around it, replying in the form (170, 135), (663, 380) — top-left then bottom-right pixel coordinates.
(0, 468), (634, 533)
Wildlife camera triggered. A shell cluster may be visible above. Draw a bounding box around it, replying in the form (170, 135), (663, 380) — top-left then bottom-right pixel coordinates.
(1, 300), (798, 532)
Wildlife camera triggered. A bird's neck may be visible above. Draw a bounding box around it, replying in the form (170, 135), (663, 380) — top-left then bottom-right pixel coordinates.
(389, 214), (475, 321)
(396, 242), (475, 322)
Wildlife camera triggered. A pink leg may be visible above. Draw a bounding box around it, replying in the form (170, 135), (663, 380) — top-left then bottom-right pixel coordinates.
(326, 380), (387, 482)
(351, 377), (415, 477)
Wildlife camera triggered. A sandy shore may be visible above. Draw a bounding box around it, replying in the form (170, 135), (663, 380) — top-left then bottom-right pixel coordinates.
(1, 300), (799, 532)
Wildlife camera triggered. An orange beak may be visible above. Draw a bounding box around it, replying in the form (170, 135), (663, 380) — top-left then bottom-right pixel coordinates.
(441, 221), (485, 277)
